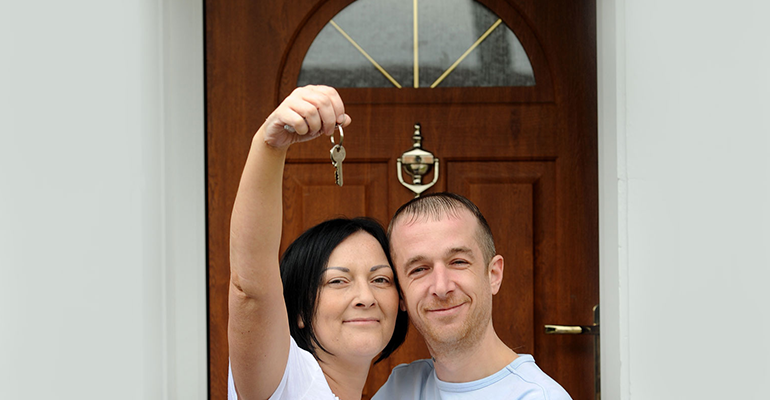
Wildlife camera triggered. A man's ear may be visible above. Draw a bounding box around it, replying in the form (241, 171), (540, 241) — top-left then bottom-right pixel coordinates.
(488, 255), (504, 295)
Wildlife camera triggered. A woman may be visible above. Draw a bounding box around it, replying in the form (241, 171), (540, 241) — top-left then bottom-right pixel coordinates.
(227, 85), (408, 400)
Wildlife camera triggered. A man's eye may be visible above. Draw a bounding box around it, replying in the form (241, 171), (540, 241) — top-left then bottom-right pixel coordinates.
(409, 267), (427, 276)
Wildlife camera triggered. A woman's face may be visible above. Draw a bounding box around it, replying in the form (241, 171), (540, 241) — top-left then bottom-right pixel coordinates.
(312, 231), (399, 362)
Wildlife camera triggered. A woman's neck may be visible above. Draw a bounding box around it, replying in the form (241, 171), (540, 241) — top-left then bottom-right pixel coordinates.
(319, 354), (372, 400)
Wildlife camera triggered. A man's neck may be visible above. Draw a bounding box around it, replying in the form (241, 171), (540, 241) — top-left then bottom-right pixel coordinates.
(427, 324), (518, 383)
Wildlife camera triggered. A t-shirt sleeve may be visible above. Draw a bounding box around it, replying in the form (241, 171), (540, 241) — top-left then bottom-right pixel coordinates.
(228, 337), (335, 400)
(513, 358), (573, 400)
(227, 362), (240, 400)
(229, 351), (292, 400)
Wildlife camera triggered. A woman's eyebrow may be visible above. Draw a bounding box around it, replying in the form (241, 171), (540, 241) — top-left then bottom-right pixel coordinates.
(370, 264), (391, 272)
(324, 266), (350, 273)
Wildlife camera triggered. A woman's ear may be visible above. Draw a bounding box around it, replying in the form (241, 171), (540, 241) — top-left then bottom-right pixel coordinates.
(297, 315), (305, 329)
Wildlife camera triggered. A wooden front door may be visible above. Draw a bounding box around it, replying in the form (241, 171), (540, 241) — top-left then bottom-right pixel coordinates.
(206, 0), (598, 399)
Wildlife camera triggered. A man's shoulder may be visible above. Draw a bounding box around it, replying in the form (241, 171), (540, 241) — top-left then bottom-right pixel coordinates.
(506, 355), (572, 399)
(372, 359), (436, 399)
(394, 358), (435, 374)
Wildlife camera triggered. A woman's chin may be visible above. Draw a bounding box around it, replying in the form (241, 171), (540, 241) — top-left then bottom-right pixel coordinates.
(336, 337), (387, 360)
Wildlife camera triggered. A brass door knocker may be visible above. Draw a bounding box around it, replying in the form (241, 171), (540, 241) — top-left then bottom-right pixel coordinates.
(397, 123), (439, 198)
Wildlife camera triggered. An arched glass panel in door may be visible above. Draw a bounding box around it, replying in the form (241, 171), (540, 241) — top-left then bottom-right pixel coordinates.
(297, 0), (536, 88)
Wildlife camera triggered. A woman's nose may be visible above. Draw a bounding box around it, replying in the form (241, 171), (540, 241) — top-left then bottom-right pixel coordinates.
(354, 281), (376, 307)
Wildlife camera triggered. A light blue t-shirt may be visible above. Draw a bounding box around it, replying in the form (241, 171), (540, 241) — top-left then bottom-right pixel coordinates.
(373, 355), (572, 400)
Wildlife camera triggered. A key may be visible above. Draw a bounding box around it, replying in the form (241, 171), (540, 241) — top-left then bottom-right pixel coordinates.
(329, 125), (345, 186)
(330, 144), (346, 186)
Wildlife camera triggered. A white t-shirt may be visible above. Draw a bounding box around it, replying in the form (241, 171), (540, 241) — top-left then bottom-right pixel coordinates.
(228, 337), (339, 400)
(372, 355), (572, 400)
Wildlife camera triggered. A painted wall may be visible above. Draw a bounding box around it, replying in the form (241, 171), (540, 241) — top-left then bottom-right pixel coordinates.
(0, 1), (206, 399)
(600, 0), (770, 399)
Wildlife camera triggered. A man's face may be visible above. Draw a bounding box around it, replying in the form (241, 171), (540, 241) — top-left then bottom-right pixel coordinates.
(389, 209), (503, 349)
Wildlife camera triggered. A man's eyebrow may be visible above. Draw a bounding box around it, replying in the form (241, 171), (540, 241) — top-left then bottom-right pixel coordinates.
(446, 247), (474, 258)
(403, 255), (428, 270)
(404, 247), (474, 267)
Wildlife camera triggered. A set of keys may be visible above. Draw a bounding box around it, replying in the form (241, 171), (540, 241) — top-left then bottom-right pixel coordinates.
(283, 123), (346, 186)
(330, 125), (345, 186)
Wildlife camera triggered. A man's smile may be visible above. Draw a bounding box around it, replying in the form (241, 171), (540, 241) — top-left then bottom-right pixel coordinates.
(426, 302), (467, 316)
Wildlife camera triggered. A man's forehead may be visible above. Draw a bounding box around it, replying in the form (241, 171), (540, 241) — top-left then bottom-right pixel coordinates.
(390, 210), (482, 258)
(391, 207), (474, 231)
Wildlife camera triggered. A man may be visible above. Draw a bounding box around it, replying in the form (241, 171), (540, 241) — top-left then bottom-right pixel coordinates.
(374, 192), (571, 399)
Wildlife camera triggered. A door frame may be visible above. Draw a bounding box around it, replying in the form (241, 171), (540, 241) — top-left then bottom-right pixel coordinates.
(163, 0), (628, 398)
(596, 0), (627, 398)
(160, 0), (208, 399)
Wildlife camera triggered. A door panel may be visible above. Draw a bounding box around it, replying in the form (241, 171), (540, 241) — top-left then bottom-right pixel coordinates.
(206, 0), (597, 398)
(281, 162), (390, 243)
(449, 161), (555, 358)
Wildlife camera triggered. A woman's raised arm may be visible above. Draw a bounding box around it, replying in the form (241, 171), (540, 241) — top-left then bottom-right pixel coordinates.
(228, 86), (349, 399)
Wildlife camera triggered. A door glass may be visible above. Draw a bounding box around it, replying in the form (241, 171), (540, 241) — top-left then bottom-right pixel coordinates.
(297, 0), (535, 88)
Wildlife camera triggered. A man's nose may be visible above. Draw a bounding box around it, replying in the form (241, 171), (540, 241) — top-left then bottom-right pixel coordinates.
(431, 264), (455, 299)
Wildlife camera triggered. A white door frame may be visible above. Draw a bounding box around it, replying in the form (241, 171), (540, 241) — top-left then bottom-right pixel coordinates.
(597, 0), (628, 398)
(163, 0), (630, 398)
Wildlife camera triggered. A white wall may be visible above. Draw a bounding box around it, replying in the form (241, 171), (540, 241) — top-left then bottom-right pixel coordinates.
(0, 1), (206, 399)
(600, 0), (770, 399)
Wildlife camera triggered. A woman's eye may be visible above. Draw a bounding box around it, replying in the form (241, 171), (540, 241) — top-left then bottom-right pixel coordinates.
(372, 277), (391, 284)
(328, 278), (347, 285)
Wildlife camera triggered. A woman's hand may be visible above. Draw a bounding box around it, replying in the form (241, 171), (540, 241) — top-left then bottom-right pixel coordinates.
(262, 85), (351, 149)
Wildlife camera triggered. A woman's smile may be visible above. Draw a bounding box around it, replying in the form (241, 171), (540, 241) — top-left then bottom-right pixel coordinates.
(343, 317), (380, 325)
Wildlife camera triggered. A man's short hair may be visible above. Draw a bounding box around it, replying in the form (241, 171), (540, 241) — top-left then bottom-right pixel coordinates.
(388, 192), (496, 265)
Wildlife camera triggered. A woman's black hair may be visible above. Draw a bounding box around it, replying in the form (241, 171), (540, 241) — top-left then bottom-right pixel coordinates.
(280, 217), (408, 364)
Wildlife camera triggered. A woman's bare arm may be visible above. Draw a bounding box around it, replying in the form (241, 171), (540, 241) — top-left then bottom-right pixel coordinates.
(228, 86), (348, 399)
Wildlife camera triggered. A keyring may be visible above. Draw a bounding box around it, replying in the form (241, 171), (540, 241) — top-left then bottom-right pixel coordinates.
(330, 124), (343, 147)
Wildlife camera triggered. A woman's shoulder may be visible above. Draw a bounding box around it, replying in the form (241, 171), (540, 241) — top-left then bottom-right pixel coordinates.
(229, 337), (339, 400)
